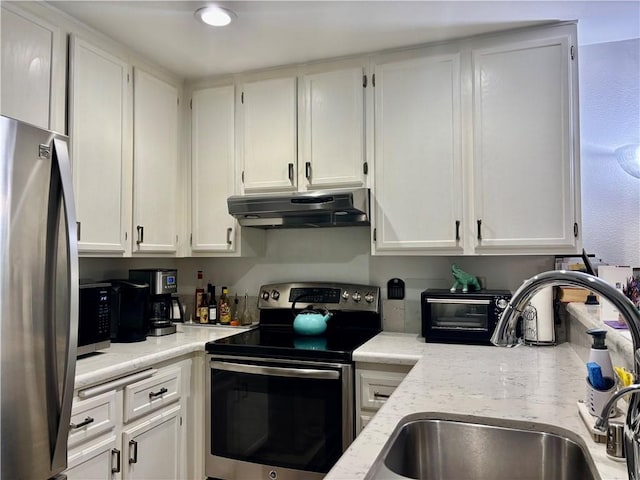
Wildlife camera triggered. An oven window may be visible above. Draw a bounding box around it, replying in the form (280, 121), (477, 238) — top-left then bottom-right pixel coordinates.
(430, 302), (489, 331)
(210, 366), (343, 473)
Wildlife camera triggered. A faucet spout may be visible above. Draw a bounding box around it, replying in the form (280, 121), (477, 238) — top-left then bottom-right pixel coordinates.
(595, 384), (640, 432)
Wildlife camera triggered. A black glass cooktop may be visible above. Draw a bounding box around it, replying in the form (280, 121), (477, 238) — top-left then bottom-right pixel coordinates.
(206, 312), (381, 363)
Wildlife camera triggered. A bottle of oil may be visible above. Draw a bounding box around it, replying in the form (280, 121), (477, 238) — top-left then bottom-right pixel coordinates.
(218, 287), (231, 325)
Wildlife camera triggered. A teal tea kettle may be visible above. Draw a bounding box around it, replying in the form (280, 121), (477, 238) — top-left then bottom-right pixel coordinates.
(293, 305), (332, 336)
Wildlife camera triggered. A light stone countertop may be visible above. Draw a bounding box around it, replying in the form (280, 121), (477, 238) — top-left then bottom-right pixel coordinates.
(328, 331), (628, 480)
(74, 323), (254, 389)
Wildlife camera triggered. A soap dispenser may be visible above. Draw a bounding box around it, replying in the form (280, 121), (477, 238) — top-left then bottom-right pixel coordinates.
(587, 328), (615, 382)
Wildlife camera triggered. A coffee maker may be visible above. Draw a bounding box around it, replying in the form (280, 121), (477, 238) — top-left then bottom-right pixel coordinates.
(129, 269), (178, 336)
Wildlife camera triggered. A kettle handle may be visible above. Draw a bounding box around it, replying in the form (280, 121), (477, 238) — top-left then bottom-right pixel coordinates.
(291, 293), (331, 319)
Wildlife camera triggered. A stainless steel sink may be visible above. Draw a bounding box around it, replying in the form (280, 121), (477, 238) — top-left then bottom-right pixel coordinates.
(366, 413), (601, 480)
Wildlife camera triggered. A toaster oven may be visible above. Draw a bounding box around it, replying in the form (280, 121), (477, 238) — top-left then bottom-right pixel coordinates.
(421, 289), (512, 345)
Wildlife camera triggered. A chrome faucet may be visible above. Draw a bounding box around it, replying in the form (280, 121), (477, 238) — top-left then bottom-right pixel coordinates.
(595, 384), (640, 432)
(491, 270), (640, 479)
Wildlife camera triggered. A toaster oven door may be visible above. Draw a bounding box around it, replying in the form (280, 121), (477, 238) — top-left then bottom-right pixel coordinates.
(422, 297), (494, 344)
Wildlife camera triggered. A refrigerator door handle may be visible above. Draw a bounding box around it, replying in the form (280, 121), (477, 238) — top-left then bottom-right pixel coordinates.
(48, 138), (80, 473)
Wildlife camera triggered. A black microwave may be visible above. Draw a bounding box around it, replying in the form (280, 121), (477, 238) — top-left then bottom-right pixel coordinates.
(421, 289), (512, 345)
(78, 282), (112, 356)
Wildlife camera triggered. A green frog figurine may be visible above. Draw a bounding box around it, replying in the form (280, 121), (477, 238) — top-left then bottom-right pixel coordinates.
(450, 264), (481, 293)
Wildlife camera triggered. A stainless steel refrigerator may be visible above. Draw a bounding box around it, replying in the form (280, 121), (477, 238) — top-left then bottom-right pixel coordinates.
(1, 115), (79, 479)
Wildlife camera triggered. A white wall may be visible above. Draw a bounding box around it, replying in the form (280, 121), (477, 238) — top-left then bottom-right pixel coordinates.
(579, 38), (640, 267)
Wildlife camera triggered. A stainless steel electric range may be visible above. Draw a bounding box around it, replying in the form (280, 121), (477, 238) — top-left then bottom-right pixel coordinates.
(205, 282), (381, 480)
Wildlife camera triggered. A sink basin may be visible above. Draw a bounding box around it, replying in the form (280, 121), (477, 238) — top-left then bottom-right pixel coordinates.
(366, 413), (601, 480)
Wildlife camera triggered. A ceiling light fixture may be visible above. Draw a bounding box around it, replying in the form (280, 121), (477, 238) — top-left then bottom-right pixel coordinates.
(615, 144), (640, 179)
(195, 5), (236, 27)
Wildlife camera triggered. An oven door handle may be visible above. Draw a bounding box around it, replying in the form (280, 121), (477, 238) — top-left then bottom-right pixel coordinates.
(211, 360), (340, 380)
(427, 298), (491, 305)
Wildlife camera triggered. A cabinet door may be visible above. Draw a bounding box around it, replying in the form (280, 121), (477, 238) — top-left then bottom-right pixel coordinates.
(1, 4), (58, 130)
(69, 36), (130, 255)
(66, 435), (119, 480)
(471, 33), (578, 252)
(373, 49), (463, 253)
(191, 85), (237, 252)
(300, 64), (366, 189)
(241, 76), (297, 192)
(132, 68), (179, 253)
(122, 405), (183, 480)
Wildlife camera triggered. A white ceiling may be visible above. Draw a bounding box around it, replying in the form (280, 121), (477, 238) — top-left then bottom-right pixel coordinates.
(49, 1), (640, 81)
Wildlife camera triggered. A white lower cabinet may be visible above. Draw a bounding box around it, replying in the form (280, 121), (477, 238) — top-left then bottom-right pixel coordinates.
(355, 362), (412, 434)
(122, 405), (182, 480)
(65, 359), (191, 480)
(66, 434), (120, 480)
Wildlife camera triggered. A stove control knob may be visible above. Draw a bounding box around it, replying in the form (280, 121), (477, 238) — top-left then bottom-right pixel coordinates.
(271, 290), (280, 300)
(364, 292), (375, 303)
(261, 290), (270, 301)
(352, 291), (361, 302)
(342, 290), (350, 301)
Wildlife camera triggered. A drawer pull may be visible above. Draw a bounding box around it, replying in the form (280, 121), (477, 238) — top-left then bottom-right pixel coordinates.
(373, 392), (391, 400)
(149, 387), (168, 399)
(70, 416), (95, 429)
(111, 448), (121, 473)
(129, 440), (138, 464)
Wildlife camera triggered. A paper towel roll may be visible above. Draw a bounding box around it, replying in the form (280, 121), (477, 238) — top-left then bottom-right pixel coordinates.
(526, 286), (555, 344)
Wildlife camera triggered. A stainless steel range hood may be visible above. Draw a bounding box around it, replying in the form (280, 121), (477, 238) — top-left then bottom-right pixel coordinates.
(228, 188), (370, 228)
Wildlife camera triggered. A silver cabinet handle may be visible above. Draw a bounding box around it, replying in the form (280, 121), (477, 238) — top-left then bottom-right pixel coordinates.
(373, 392), (391, 400)
(149, 387), (168, 399)
(136, 225), (144, 245)
(211, 360), (339, 380)
(111, 448), (121, 473)
(226, 227), (232, 245)
(129, 440), (138, 464)
(70, 416), (95, 429)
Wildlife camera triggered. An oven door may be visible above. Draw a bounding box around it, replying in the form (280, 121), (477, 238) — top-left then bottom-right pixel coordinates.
(205, 355), (353, 480)
(422, 297), (494, 344)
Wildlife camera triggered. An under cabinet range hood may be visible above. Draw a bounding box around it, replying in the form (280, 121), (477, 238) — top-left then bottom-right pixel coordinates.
(228, 188), (370, 228)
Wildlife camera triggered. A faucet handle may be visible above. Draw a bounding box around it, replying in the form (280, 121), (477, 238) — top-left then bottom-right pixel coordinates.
(606, 421), (625, 459)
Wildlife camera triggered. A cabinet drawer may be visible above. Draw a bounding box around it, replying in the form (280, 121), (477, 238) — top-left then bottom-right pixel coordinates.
(123, 367), (181, 423)
(68, 390), (117, 449)
(359, 370), (405, 411)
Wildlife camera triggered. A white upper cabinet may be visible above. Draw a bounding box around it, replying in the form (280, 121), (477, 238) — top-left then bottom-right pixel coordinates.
(240, 75), (298, 192)
(190, 85), (238, 253)
(299, 60), (368, 190)
(132, 68), (180, 254)
(469, 26), (580, 253)
(1, 4), (61, 130)
(372, 46), (463, 253)
(371, 23), (580, 255)
(69, 35), (131, 255)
